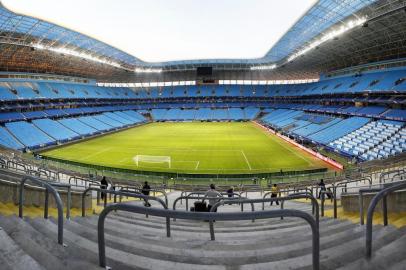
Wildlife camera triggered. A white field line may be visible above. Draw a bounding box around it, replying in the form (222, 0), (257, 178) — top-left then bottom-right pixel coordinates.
(195, 161), (200, 170)
(118, 157), (129, 163)
(240, 150), (252, 170)
(274, 139), (313, 166)
(79, 147), (112, 161)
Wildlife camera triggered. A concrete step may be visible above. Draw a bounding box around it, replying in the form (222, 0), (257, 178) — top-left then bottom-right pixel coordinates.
(0, 215), (99, 270)
(336, 227), (406, 270)
(72, 215), (355, 248)
(60, 217), (371, 266)
(29, 217), (229, 270)
(0, 224), (43, 270)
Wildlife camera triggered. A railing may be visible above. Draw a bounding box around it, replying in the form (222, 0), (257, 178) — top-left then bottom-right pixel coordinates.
(262, 187), (313, 210)
(6, 160), (27, 174)
(81, 187), (168, 216)
(172, 195), (245, 213)
(178, 191), (242, 209)
(365, 181), (406, 258)
(118, 186), (168, 206)
(97, 204), (320, 270)
(358, 182), (397, 226)
(279, 192), (319, 226)
(208, 193), (319, 233)
(0, 158), (6, 168)
(19, 176), (65, 245)
(68, 175), (100, 188)
(210, 197), (256, 225)
(321, 177), (372, 218)
(379, 169), (405, 183)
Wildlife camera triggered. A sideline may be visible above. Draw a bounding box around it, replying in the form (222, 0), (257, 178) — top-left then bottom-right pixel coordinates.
(252, 121), (344, 170)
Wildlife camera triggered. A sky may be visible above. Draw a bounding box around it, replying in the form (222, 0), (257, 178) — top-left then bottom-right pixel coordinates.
(2, 0), (317, 63)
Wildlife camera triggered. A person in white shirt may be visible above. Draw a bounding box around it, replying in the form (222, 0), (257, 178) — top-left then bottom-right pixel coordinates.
(205, 184), (222, 212)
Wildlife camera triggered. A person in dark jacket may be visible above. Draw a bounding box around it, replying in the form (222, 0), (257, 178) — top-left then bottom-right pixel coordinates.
(227, 186), (234, 198)
(318, 179), (326, 199)
(226, 186), (234, 205)
(100, 176), (108, 200)
(142, 181), (151, 207)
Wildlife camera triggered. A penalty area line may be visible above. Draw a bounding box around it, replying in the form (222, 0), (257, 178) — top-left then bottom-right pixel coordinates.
(240, 150), (252, 170)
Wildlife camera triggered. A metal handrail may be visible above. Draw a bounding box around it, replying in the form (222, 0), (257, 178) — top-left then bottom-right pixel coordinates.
(97, 204), (320, 270)
(262, 187), (313, 210)
(207, 193), (319, 230)
(68, 176), (99, 188)
(172, 195), (236, 212)
(330, 177), (373, 218)
(118, 186), (168, 206)
(19, 176), (65, 245)
(280, 192), (319, 226)
(210, 198), (256, 225)
(6, 160), (27, 173)
(82, 187), (170, 237)
(81, 187), (168, 217)
(366, 181), (406, 258)
(379, 169), (405, 183)
(319, 190), (333, 217)
(0, 158), (6, 168)
(357, 182), (401, 225)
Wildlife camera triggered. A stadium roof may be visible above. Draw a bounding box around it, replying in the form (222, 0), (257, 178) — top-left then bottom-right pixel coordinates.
(0, 0), (405, 82)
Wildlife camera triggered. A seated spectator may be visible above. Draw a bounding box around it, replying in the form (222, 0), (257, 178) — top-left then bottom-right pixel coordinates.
(205, 184), (222, 212)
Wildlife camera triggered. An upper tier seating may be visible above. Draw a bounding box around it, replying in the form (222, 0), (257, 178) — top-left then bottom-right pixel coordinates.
(5, 121), (55, 148)
(0, 112), (25, 123)
(0, 68), (404, 102)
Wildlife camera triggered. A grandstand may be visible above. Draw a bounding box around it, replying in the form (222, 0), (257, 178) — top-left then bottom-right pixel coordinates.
(0, 0), (406, 269)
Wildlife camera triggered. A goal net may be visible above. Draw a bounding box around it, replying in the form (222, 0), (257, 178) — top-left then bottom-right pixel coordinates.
(133, 155), (171, 168)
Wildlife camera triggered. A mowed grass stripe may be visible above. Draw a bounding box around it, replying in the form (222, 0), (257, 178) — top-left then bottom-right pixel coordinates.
(41, 122), (332, 174)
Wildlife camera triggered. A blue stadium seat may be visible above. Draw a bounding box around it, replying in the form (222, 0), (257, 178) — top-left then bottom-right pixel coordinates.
(0, 86), (18, 100)
(58, 118), (98, 136)
(5, 121), (55, 148)
(0, 127), (24, 150)
(33, 119), (80, 141)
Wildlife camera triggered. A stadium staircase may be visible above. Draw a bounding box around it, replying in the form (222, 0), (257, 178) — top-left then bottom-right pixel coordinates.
(0, 190), (406, 270)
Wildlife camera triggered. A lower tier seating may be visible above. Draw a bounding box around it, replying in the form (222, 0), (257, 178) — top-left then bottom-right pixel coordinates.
(0, 110), (146, 150)
(329, 120), (406, 160)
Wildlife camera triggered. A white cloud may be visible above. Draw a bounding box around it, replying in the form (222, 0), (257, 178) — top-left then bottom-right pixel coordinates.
(3, 0), (316, 62)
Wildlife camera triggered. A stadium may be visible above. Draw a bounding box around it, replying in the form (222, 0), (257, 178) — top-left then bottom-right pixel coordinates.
(0, 0), (405, 269)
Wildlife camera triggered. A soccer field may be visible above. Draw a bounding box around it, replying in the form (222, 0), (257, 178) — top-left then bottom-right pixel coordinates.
(41, 122), (333, 174)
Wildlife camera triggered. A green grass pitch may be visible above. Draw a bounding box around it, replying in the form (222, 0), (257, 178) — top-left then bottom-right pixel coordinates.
(41, 122), (333, 174)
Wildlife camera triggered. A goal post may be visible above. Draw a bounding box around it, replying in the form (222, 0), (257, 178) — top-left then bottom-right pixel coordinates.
(133, 155), (171, 168)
